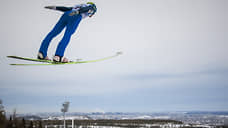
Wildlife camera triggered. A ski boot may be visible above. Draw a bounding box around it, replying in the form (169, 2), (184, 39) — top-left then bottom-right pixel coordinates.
(37, 52), (51, 60)
(53, 55), (69, 63)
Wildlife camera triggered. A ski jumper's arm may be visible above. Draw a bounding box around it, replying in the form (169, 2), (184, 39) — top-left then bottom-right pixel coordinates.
(56, 6), (73, 12)
(44, 4), (96, 17)
(44, 6), (73, 12)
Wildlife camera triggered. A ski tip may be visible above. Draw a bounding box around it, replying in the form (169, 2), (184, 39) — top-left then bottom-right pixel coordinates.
(10, 64), (18, 66)
(10, 63), (30, 66)
(7, 56), (21, 59)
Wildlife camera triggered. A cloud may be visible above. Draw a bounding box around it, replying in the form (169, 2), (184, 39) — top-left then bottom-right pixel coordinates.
(123, 67), (228, 81)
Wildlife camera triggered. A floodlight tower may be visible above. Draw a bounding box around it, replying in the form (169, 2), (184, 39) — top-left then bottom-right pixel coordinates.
(61, 101), (70, 128)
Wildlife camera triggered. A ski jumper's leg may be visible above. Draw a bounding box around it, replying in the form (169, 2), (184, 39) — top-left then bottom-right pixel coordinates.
(55, 13), (82, 57)
(39, 13), (68, 57)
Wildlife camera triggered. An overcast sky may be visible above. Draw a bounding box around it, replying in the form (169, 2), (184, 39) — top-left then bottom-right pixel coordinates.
(0, 0), (227, 113)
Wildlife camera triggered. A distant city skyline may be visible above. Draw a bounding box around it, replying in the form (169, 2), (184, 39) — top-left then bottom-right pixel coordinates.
(7, 111), (228, 126)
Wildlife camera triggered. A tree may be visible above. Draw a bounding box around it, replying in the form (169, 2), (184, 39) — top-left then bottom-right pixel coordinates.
(0, 99), (4, 113)
(38, 120), (43, 128)
(7, 116), (13, 128)
(0, 99), (7, 128)
(21, 118), (26, 128)
(28, 121), (33, 128)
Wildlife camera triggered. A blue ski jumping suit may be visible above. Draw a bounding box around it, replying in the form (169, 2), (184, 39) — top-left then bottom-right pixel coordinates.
(39, 4), (96, 58)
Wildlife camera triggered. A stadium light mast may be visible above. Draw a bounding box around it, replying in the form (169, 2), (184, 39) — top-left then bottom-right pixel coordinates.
(61, 101), (70, 128)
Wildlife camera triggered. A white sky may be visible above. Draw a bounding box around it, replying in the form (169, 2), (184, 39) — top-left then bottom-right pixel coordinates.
(0, 0), (227, 113)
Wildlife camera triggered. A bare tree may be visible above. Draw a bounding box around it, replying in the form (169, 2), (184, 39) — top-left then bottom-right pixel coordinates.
(0, 99), (7, 128)
(0, 99), (4, 114)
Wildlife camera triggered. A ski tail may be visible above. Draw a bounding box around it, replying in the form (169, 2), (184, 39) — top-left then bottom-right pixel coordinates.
(7, 55), (53, 63)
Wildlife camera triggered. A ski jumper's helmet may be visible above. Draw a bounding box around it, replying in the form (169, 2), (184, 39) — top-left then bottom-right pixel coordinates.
(87, 2), (97, 16)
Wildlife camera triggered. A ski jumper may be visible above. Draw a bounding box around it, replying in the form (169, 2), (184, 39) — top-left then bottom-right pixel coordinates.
(39, 4), (96, 58)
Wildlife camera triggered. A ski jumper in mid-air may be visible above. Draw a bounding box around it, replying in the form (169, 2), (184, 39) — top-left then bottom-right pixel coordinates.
(38, 2), (97, 62)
